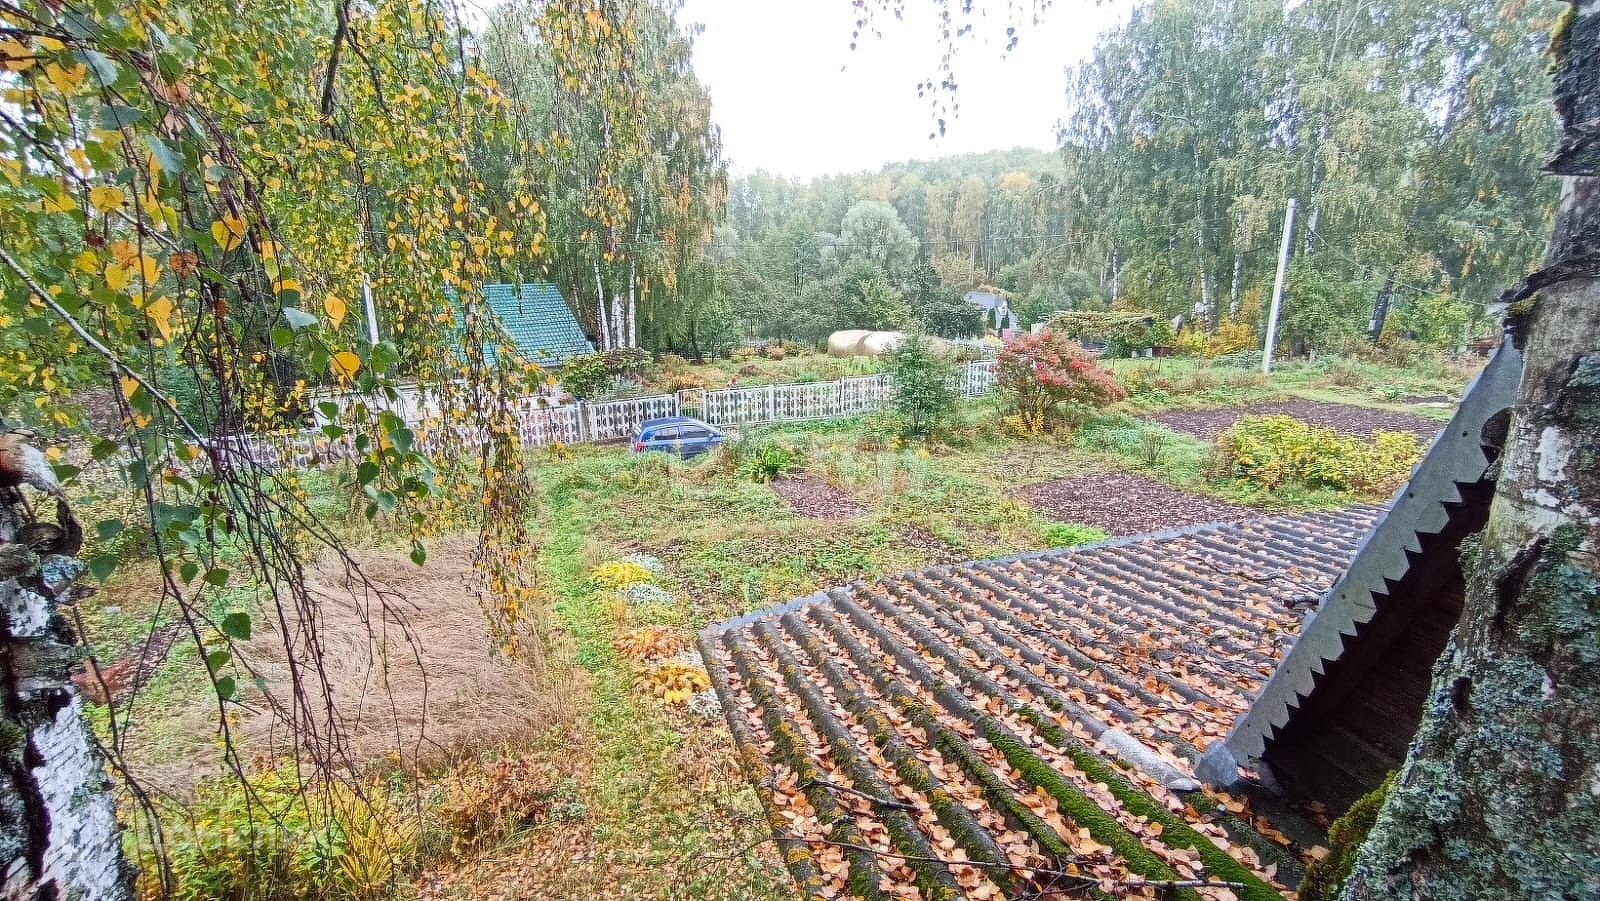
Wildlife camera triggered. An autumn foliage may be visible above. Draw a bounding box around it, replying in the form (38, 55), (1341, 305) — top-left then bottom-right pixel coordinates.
(997, 331), (1127, 431)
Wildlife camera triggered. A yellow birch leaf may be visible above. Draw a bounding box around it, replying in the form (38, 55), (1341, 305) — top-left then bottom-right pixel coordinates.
(68, 148), (91, 175)
(211, 220), (242, 251)
(73, 251), (97, 274)
(145, 296), (175, 341)
(41, 191), (76, 213)
(271, 277), (300, 295)
(44, 61), (86, 94)
(323, 293), (347, 329)
(135, 255), (159, 284)
(0, 39), (34, 72)
(119, 375), (139, 399)
(105, 263), (130, 292)
(89, 185), (124, 213)
(36, 37), (64, 52)
(330, 352), (361, 379)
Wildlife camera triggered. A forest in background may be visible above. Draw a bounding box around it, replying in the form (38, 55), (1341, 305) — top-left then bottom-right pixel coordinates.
(699, 0), (1564, 357)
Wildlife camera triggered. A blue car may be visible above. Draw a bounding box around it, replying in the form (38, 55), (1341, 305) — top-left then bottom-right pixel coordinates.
(631, 415), (727, 457)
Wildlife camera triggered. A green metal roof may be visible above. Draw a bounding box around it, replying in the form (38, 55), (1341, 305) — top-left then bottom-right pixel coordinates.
(459, 283), (594, 366)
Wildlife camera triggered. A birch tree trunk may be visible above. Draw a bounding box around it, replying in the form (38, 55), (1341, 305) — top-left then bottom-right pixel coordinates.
(1230, 249), (1243, 321)
(1110, 247), (1121, 304)
(593, 263), (610, 351)
(627, 268), (637, 350)
(1345, 8), (1600, 894)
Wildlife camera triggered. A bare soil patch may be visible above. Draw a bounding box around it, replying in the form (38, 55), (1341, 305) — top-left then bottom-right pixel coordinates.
(892, 523), (963, 565)
(770, 476), (866, 519)
(1019, 472), (1257, 536)
(1149, 399), (1443, 441)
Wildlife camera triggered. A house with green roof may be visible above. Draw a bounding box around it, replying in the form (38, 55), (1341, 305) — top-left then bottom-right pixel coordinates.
(458, 283), (594, 366)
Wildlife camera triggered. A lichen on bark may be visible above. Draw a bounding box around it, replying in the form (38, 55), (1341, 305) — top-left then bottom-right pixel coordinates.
(1343, 106), (1600, 896)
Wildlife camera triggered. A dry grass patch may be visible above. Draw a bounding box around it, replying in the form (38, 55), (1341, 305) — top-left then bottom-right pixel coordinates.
(120, 535), (578, 793)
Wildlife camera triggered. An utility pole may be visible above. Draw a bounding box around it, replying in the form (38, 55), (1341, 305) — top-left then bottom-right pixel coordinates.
(1262, 197), (1297, 375)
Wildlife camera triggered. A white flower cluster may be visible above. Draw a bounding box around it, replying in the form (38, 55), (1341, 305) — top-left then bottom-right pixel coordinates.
(686, 688), (723, 721)
(621, 583), (673, 606)
(621, 552), (665, 576)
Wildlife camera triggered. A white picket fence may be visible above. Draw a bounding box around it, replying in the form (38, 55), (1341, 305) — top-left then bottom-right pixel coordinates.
(222, 360), (998, 470)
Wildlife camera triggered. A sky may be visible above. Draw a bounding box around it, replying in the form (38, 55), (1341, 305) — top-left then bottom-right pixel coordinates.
(673, 1), (1130, 180)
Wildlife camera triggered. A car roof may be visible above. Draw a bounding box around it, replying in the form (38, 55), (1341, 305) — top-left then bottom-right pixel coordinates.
(636, 415), (717, 432)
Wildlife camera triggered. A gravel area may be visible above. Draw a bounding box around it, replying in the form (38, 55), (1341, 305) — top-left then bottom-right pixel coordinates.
(770, 477), (866, 519)
(1019, 472), (1257, 536)
(1149, 399), (1444, 441)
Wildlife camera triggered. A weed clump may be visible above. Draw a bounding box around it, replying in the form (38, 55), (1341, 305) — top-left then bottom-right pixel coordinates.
(153, 766), (418, 901)
(1042, 523), (1110, 548)
(615, 626), (686, 662)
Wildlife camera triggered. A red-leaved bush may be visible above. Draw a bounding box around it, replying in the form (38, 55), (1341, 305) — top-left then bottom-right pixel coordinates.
(997, 330), (1126, 430)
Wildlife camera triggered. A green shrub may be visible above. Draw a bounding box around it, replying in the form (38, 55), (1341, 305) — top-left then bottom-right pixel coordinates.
(557, 354), (611, 398)
(886, 334), (957, 439)
(1213, 415), (1424, 495)
(741, 441), (798, 483)
(1043, 523), (1109, 548)
(559, 350), (650, 399)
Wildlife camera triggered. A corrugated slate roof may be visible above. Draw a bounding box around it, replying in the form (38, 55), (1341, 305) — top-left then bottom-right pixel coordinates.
(700, 507), (1382, 900)
(479, 283), (594, 365)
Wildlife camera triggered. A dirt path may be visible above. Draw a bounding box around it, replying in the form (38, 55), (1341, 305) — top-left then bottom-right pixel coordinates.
(1149, 399), (1444, 441)
(1019, 472), (1258, 536)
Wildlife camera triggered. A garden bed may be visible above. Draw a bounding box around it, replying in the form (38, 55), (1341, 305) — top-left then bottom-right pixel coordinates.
(1148, 399), (1444, 441)
(769, 477), (866, 519)
(1019, 472), (1257, 536)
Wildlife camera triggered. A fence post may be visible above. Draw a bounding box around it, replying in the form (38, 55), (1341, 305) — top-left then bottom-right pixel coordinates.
(767, 384), (776, 422)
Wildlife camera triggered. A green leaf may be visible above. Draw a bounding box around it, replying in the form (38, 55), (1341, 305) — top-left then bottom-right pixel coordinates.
(98, 104), (144, 129)
(270, 327), (294, 347)
(206, 649), (231, 675)
(215, 676), (238, 701)
(221, 611), (252, 641)
(282, 307), (319, 330)
(179, 561), (199, 583)
(356, 460), (379, 486)
(410, 541), (427, 566)
(95, 519), (124, 541)
(203, 567), (231, 588)
(145, 135), (182, 181)
(371, 341), (401, 370)
(81, 49), (120, 87)
(90, 554), (118, 582)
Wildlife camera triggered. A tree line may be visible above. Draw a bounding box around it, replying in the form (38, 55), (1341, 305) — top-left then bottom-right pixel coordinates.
(702, 0), (1563, 355)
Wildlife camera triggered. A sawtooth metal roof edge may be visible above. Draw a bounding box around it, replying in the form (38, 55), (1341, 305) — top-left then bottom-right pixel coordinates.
(1196, 337), (1524, 790)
